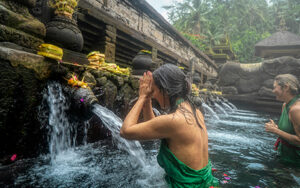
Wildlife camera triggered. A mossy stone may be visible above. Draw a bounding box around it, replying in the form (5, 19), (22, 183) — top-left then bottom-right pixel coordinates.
(96, 77), (107, 86)
(130, 77), (140, 90)
(82, 71), (96, 88)
(103, 80), (117, 108)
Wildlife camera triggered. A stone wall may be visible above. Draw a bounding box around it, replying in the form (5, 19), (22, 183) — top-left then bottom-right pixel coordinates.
(0, 46), (49, 162)
(0, 0), (219, 162)
(218, 56), (300, 113)
(219, 56), (300, 95)
(78, 0), (217, 78)
(0, 44), (141, 162)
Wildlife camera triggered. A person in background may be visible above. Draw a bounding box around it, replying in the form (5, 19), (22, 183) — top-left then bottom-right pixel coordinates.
(120, 64), (218, 187)
(265, 74), (300, 166)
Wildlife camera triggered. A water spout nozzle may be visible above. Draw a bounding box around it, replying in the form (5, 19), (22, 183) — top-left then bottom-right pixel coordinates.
(71, 87), (99, 120)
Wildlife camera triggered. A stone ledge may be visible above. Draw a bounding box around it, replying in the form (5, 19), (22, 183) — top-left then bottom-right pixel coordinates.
(0, 24), (43, 49)
(0, 45), (51, 79)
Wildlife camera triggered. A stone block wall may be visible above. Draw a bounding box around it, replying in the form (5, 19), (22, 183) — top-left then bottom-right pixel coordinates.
(78, 0), (217, 78)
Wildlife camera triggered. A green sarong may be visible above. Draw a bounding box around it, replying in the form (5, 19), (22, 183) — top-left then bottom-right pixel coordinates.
(276, 95), (300, 166)
(157, 139), (219, 188)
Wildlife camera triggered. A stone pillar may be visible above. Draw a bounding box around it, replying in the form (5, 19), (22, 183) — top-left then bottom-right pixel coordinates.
(152, 47), (157, 61)
(104, 25), (116, 63)
(189, 57), (196, 84)
(151, 47), (161, 70)
(190, 59), (195, 75)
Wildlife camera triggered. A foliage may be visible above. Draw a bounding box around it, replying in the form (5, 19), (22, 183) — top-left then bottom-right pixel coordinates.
(181, 32), (208, 51)
(164, 0), (300, 63)
(231, 29), (271, 63)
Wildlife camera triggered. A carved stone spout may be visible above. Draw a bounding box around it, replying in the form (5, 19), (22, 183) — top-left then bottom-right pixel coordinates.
(71, 87), (98, 120)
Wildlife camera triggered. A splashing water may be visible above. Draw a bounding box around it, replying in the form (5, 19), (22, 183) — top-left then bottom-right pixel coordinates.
(92, 103), (146, 167)
(44, 82), (77, 162)
(227, 101), (237, 110)
(221, 101), (234, 113)
(214, 103), (228, 116)
(202, 103), (220, 120)
(83, 121), (90, 145)
(11, 83), (164, 187)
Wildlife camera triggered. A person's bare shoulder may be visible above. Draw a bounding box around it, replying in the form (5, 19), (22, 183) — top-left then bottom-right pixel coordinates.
(289, 102), (300, 125)
(170, 111), (187, 126)
(291, 101), (300, 111)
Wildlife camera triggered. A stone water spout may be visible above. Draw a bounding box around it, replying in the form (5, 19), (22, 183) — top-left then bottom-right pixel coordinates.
(70, 87), (98, 120)
(208, 95), (215, 104)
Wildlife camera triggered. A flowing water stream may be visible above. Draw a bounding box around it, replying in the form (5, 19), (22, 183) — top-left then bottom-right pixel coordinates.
(2, 83), (300, 187)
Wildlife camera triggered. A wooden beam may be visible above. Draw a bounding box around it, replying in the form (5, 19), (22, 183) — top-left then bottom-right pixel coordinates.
(116, 49), (136, 60)
(157, 51), (177, 64)
(77, 13), (105, 31)
(115, 51), (133, 62)
(80, 27), (100, 38)
(116, 42), (140, 55)
(115, 56), (131, 65)
(117, 35), (148, 51)
(117, 30), (151, 50)
(117, 37), (143, 52)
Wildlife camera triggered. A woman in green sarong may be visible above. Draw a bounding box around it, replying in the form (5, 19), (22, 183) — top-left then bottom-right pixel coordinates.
(120, 64), (218, 187)
(265, 74), (300, 166)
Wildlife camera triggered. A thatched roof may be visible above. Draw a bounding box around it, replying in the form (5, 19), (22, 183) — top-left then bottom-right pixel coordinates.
(255, 31), (300, 58)
(255, 31), (300, 47)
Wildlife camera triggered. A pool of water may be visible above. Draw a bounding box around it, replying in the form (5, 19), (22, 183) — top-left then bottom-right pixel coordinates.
(2, 108), (300, 187)
(11, 140), (165, 188)
(207, 109), (300, 187)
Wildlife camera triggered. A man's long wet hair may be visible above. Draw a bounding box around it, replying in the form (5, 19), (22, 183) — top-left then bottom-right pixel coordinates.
(152, 63), (203, 128)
